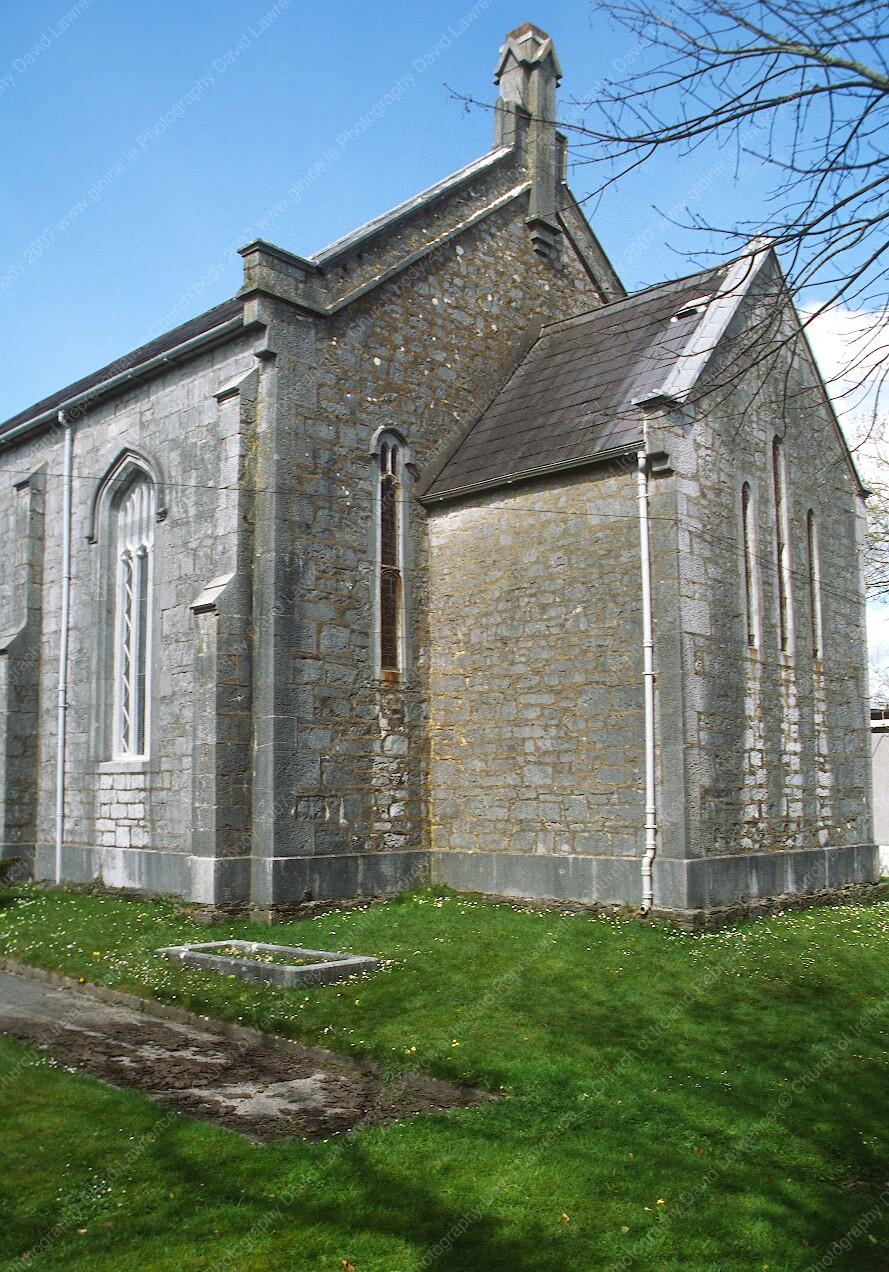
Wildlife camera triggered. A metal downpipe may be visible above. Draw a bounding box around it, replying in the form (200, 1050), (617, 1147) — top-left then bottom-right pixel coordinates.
(636, 450), (657, 914)
(54, 410), (74, 884)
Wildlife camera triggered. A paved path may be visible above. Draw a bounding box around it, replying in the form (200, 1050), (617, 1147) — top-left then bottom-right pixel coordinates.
(0, 969), (482, 1140)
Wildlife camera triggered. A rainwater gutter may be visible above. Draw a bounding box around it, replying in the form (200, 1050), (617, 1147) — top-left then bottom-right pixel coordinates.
(0, 315), (247, 449)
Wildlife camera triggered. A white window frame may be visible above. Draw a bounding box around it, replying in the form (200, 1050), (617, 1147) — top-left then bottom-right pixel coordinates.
(806, 508), (824, 662)
(771, 435), (795, 655)
(740, 481), (761, 650)
(111, 475), (154, 759)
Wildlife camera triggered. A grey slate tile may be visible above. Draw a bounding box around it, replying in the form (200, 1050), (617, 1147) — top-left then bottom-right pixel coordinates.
(422, 265), (729, 501)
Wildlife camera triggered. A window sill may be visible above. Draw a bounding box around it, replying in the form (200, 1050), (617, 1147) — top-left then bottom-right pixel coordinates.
(97, 758), (150, 773)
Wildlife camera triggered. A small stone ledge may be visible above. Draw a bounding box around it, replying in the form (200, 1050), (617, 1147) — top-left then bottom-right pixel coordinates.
(34, 843), (193, 898)
(189, 572), (235, 616)
(0, 623), (30, 657)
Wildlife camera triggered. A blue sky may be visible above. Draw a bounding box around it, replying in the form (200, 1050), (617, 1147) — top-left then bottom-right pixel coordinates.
(3, 0), (885, 683)
(0, 0), (781, 421)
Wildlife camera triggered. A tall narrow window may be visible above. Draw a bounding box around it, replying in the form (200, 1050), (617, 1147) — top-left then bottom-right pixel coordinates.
(741, 482), (759, 648)
(377, 435), (405, 679)
(113, 475), (154, 756)
(806, 509), (823, 661)
(771, 437), (793, 652)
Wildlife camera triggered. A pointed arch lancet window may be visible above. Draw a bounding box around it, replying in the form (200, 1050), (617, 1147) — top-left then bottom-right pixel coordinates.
(113, 475), (154, 756)
(807, 509), (823, 661)
(771, 437), (793, 652)
(741, 482), (759, 648)
(377, 435), (406, 679)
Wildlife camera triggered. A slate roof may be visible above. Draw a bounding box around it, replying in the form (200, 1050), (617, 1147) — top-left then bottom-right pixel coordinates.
(0, 297), (243, 441)
(420, 264), (730, 502)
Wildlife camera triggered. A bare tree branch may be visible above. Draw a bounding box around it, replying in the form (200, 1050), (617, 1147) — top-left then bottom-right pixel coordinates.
(567, 0), (887, 348)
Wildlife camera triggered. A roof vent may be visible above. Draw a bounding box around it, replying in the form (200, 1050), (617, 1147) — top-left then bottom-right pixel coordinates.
(671, 295), (713, 322)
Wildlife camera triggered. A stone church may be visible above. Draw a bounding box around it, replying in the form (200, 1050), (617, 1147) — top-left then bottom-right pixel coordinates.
(0, 25), (877, 922)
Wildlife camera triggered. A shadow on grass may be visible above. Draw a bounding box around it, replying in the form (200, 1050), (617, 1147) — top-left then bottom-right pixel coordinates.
(2, 891), (888, 1270)
(0, 881), (28, 909)
(129, 1059), (889, 1272)
(140, 1116), (591, 1272)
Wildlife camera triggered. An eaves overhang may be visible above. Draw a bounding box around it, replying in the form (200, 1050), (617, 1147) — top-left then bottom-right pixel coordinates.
(632, 239), (774, 410)
(418, 441), (640, 506)
(0, 301), (257, 448)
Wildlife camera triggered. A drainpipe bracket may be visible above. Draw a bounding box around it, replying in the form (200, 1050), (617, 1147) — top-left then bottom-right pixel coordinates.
(647, 450), (673, 478)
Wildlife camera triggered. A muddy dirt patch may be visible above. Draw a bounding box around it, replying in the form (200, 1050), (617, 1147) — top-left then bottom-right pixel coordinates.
(0, 969), (486, 1141)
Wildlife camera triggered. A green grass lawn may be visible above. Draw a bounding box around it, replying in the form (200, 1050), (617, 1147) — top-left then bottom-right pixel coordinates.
(0, 885), (888, 1271)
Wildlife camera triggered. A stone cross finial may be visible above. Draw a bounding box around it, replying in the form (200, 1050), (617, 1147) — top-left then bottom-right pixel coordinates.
(493, 23), (563, 257)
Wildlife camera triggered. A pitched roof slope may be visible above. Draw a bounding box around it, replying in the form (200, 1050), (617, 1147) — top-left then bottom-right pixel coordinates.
(0, 297), (243, 442)
(421, 264), (730, 502)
